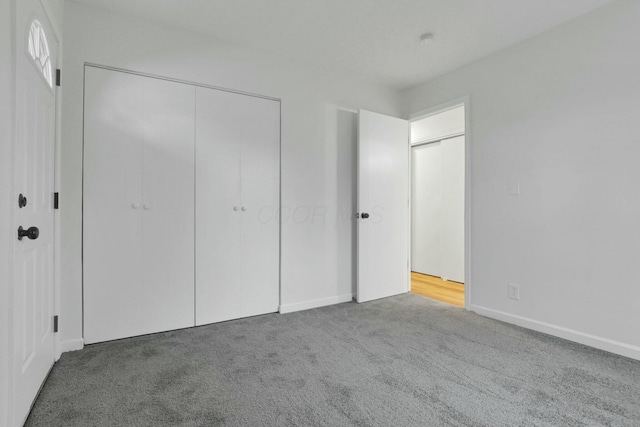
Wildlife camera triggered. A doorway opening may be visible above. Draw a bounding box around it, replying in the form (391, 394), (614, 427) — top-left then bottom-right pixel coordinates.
(409, 103), (466, 307)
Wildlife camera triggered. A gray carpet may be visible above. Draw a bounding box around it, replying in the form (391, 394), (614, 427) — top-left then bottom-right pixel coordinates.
(26, 294), (640, 426)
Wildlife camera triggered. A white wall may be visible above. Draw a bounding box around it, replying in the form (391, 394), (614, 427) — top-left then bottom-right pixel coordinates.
(402, 0), (640, 359)
(42, 0), (63, 35)
(59, 2), (400, 348)
(0, 0), (15, 423)
(411, 105), (465, 144)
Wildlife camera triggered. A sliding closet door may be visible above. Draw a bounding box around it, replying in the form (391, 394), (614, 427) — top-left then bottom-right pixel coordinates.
(440, 135), (465, 283)
(195, 88), (242, 324)
(239, 96), (280, 318)
(410, 136), (465, 282)
(195, 87), (280, 325)
(84, 68), (145, 343)
(411, 142), (442, 277)
(140, 78), (195, 334)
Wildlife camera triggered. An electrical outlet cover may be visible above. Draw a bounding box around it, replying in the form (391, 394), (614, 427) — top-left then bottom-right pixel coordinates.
(508, 283), (520, 300)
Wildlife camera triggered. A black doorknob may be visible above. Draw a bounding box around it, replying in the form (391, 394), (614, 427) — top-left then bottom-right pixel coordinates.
(18, 193), (27, 208)
(361, 213), (370, 219)
(18, 226), (39, 241)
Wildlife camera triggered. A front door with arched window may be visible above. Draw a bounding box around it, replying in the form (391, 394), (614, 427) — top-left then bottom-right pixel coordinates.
(13, 0), (58, 424)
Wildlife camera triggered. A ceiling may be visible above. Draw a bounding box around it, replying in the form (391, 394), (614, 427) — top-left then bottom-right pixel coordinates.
(69, 0), (614, 90)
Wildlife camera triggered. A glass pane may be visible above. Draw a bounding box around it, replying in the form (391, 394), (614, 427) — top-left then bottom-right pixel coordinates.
(26, 19), (53, 88)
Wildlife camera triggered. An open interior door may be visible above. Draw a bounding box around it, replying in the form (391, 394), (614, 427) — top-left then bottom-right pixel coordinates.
(357, 110), (409, 303)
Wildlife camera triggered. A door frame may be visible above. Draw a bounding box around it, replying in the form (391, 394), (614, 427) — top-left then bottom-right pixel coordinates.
(43, 0), (64, 362)
(408, 96), (471, 309)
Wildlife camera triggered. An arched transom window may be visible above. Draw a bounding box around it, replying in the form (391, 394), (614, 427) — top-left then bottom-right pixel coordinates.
(27, 19), (53, 87)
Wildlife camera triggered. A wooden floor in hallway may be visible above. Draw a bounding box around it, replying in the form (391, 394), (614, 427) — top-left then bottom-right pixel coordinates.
(411, 272), (464, 307)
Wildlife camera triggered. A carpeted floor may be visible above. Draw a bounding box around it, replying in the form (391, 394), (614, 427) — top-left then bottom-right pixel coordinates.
(26, 294), (640, 426)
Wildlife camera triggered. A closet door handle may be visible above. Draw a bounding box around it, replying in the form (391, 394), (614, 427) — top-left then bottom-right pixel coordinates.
(132, 203), (141, 209)
(143, 204), (152, 210)
(241, 207), (247, 212)
(233, 206), (239, 211)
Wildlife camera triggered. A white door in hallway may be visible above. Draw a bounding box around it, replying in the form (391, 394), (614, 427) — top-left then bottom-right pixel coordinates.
(411, 141), (442, 277)
(13, 0), (58, 424)
(411, 135), (465, 283)
(357, 110), (409, 302)
(440, 135), (465, 283)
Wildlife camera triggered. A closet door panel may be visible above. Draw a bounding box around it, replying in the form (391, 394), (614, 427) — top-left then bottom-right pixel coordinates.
(441, 136), (465, 283)
(411, 142), (442, 277)
(239, 96), (280, 317)
(142, 79), (195, 333)
(195, 87), (242, 325)
(83, 68), (145, 344)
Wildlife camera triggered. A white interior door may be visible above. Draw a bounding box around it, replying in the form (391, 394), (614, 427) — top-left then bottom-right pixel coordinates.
(357, 110), (409, 303)
(238, 96), (280, 318)
(411, 142), (442, 276)
(84, 67), (196, 344)
(83, 68), (145, 343)
(440, 135), (465, 283)
(13, 1), (58, 424)
(195, 88), (280, 325)
(141, 78), (195, 334)
(410, 136), (465, 282)
(195, 87), (242, 325)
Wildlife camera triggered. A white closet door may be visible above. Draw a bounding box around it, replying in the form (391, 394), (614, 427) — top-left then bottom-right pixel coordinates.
(84, 68), (196, 343)
(410, 136), (465, 283)
(440, 136), (465, 283)
(84, 68), (145, 343)
(239, 96), (280, 318)
(411, 142), (442, 276)
(195, 88), (242, 325)
(195, 88), (280, 325)
(141, 78), (195, 334)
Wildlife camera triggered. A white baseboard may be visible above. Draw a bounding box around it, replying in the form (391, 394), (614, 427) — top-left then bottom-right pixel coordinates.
(57, 338), (84, 358)
(471, 304), (640, 361)
(280, 293), (354, 314)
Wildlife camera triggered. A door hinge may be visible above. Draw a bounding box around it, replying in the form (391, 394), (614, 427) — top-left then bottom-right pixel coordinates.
(53, 315), (59, 333)
(54, 192), (59, 209)
(56, 69), (61, 87)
